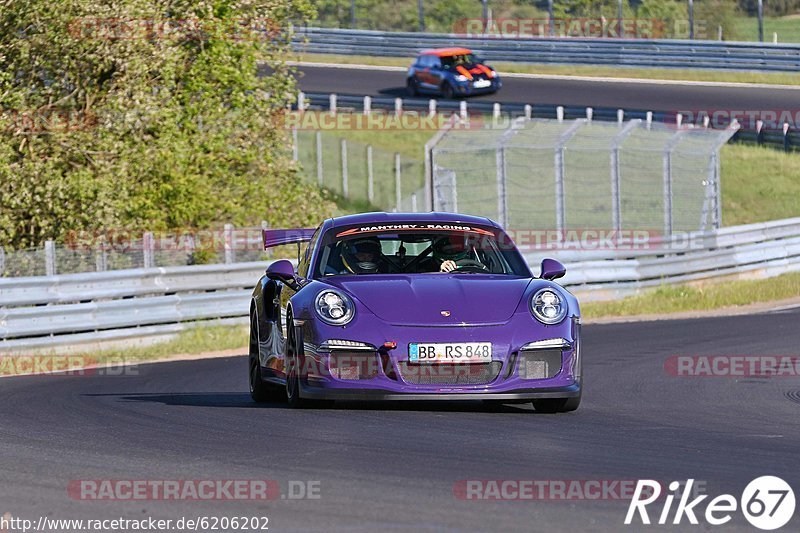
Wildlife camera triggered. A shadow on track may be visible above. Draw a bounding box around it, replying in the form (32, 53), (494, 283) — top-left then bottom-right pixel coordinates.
(84, 392), (273, 409)
(83, 393), (544, 413)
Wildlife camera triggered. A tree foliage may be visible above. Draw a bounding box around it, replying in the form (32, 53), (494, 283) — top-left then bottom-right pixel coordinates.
(0, 0), (335, 249)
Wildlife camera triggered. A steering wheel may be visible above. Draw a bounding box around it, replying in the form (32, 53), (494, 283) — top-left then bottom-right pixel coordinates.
(453, 260), (490, 273)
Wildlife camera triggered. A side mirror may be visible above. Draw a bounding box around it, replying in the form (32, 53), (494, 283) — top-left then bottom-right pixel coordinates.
(540, 258), (566, 281)
(266, 259), (297, 284)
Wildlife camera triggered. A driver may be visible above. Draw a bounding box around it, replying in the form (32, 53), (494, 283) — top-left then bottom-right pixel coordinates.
(432, 234), (477, 273)
(341, 237), (386, 274)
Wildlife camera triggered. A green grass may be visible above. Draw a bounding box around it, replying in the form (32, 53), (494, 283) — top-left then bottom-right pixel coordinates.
(721, 144), (800, 226)
(732, 15), (800, 44)
(2, 324), (249, 376)
(295, 52), (800, 86)
(583, 272), (800, 319)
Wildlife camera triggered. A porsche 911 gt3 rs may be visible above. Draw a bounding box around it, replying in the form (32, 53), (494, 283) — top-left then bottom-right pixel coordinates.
(249, 212), (580, 412)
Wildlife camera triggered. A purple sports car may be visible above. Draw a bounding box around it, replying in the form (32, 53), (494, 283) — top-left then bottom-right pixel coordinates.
(249, 212), (581, 412)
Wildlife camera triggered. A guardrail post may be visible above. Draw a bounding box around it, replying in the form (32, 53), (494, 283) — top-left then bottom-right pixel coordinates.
(429, 99), (436, 117)
(756, 120), (764, 145)
(617, 109), (624, 125)
(185, 232), (196, 265)
(44, 240), (56, 276)
(713, 152), (722, 229)
(495, 145), (508, 227)
(297, 92), (305, 111)
(493, 103), (501, 121)
(556, 106), (564, 123)
(95, 238), (108, 272)
(524, 104), (531, 119)
(395, 153), (402, 212)
(316, 131), (323, 186)
(341, 139), (349, 198)
(329, 93), (337, 115)
(291, 126), (298, 161)
(784, 123), (791, 152)
(459, 101), (467, 121)
(143, 232), (154, 268)
(367, 145), (374, 203)
(586, 107), (593, 122)
(646, 111), (653, 129)
(395, 98), (402, 116)
(363, 95), (371, 115)
(224, 224), (235, 264)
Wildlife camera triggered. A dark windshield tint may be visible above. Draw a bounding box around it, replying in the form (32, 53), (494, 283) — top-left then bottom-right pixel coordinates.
(313, 223), (529, 277)
(440, 53), (478, 68)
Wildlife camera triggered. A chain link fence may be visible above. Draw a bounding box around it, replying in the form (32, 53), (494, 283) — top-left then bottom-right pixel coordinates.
(431, 117), (739, 236)
(294, 129), (427, 213)
(0, 225), (280, 278)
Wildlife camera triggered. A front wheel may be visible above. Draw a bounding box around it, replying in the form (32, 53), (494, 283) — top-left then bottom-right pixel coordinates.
(249, 313), (283, 403)
(285, 312), (310, 408)
(441, 82), (455, 100)
(406, 77), (418, 97)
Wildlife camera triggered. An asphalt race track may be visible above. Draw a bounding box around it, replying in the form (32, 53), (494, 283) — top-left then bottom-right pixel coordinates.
(295, 64), (800, 112)
(2, 309), (799, 531)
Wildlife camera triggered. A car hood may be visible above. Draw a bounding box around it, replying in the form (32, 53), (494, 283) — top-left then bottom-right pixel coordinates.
(323, 274), (532, 326)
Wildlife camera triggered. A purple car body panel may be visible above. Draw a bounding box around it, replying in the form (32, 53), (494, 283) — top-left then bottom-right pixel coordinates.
(250, 212), (581, 402)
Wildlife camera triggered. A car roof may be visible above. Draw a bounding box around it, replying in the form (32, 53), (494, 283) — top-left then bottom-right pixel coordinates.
(328, 212), (498, 229)
(419, 47), (473, 57)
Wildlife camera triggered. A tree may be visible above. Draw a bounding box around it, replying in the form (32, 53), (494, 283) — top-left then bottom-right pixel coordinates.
(0, 0), (334, 249)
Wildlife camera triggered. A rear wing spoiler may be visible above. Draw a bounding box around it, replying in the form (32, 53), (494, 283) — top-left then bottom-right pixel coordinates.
(263, 228), (316, 250)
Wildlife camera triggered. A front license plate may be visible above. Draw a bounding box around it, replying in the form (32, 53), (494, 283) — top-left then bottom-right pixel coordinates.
(473, 79), (491, 88)
(408, 342), (492, 364)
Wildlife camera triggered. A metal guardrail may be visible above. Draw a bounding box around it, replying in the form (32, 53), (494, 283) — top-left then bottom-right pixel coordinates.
(293, 27), (800, 72)
(299, 92), (799, 151)
(3, 217), (800, 352)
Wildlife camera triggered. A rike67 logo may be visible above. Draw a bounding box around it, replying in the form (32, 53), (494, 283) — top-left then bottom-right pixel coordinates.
(625, 477), (795, 530)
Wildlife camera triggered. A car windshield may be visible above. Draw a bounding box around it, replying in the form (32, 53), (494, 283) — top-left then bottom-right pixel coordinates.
(314, 224), (529, 277)
(440, 53), (478, 68)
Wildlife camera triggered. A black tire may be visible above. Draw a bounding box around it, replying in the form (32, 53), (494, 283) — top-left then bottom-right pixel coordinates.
(285, 311), (309, 408)
(532, 393), (581, 413)
(249, 313), (282, 403)
(406, 77), (418, 97)
(441, 82), (455, 100)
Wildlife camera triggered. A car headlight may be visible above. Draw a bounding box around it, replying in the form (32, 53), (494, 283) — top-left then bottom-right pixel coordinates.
(315, 290), (355, 326)
(530, 288), (567, 325)
(454, 74), (468, 82)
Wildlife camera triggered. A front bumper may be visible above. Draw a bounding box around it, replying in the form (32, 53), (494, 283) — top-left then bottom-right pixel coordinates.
(454, 78), (502, 95)
(297, 315), (581, 401)
(301, 383), (580, 401)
